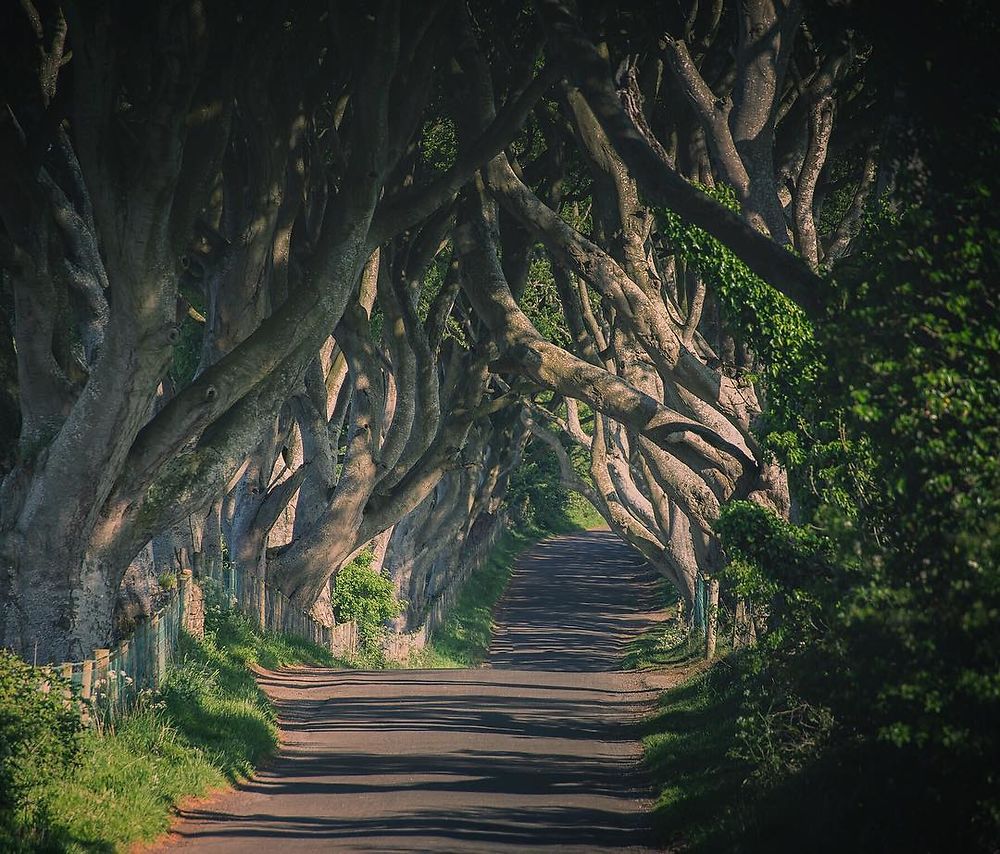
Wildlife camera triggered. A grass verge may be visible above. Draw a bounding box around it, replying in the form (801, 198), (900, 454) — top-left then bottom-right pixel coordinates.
(641, 661), (749, 852)
(35, 607), (342, 852)
(641, 657), (947, 852)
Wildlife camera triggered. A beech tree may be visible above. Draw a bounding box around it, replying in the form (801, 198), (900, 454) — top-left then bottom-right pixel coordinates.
(0, 0), (548, 661)
(442, 0), (878, 627)
(0, 0), (886, 662)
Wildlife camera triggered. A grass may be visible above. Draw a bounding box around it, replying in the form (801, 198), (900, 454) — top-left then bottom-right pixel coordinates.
(35, 605), (343, 852)
(406, 495), (606, 668)
(619, 576), (751, 850)
(641, 661), (750, 852)
(620, 580), (690, 670)
(641, 657), (961, 853)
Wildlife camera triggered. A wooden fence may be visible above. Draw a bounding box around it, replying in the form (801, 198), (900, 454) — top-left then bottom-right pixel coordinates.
(201, 560), (359, 658)
(54, 558), (359, 724)
(52, 569), (201, 721)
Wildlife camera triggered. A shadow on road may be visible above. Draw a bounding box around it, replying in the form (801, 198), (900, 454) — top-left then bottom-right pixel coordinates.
(164, 530), (671, 853)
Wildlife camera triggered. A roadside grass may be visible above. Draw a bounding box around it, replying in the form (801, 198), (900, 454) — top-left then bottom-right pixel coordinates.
(621, 581), (688, 670)
(36, 607), (343, 852)
(641, 658), (931, 852)
(641, 661), (749, 851)
(406, 495), (606, 669)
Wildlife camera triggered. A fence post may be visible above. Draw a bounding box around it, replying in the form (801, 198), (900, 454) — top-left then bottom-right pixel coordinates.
(94, 648), (110, 706)
(706, 578), (720, 660)
(179, 569), (190, 626)
(60, 663), (73, 705)
(81, 659), (94, 704)
(119, 639), (131, 701)
(108, 651), (120, 711)
(150, 614), (162, 689)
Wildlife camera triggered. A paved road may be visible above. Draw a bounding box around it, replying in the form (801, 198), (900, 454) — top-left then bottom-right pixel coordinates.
(162, 531), (671, 852)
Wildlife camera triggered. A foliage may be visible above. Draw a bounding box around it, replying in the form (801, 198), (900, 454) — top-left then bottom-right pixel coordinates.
(332, 548), (404, 661)
(419, 117), (458, 173)
(506, 437), (571, 531)
(32, 603), (340, 851)
(519, 256), (573, 347)
(702, 118), (1000, 848)
(656, 185), (819, 429)
(0, 651), (82, 848)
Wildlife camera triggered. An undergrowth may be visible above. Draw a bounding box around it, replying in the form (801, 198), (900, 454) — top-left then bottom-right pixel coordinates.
(643, 662), (749, 851)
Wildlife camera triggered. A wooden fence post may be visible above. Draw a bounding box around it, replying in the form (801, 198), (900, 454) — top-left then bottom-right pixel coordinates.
(706, 578), (720, 660)
(94, 648), (110, 706)
(151, 614), (162, 690)
(108, 651), (120, 711)
(81, 659), (94, 704)
(179, 569), (190, 626)
(119, 639), (131, 701)
(60, 663), (73, 705)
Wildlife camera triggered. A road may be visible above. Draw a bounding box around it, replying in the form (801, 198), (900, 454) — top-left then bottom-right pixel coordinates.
(162, 530), (672, 852)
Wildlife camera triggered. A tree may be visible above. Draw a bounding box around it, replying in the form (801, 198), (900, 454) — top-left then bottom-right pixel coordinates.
(0, 0), (548, 661)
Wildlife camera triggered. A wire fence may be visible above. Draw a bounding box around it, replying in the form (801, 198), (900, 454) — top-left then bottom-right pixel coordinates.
(49, 569), (199, 723)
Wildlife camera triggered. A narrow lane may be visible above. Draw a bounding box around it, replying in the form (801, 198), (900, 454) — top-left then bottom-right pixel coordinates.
(163, 530), (670, 852)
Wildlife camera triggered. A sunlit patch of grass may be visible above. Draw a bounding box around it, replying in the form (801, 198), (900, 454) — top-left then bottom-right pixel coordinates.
(622, 611), (711, 672)
(37, 608), (343, 852)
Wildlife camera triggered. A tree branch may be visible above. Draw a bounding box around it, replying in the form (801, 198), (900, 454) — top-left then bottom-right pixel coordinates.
(534, 0), (825, 317)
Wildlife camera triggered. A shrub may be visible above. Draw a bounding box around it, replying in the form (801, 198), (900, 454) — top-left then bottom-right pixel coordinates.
(332, 549), (403, 659)
(0, 650), (82, 845)
(507, 439), (570, 530)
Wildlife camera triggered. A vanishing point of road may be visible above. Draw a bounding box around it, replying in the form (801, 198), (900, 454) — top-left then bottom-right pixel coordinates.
(161, 530), (674, 852)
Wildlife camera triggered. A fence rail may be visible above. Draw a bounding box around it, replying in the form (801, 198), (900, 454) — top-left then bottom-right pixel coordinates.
(52, 519), (509, 720)
(201, 560), (359, 657)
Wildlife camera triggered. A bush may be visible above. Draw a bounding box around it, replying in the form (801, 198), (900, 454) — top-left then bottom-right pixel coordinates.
(0, 650), (82, 846)
(708, 115), (1000, 848)
(332, 549), (403, 659)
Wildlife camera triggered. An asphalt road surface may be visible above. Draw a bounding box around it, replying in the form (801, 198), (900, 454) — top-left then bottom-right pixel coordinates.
(161, 530), (671, 853)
